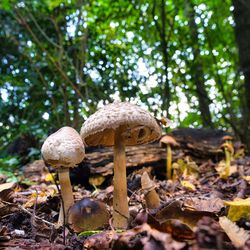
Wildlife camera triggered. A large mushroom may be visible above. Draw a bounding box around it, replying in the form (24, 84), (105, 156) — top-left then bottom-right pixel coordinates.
(41, 126), (85, 226)
(80, 102), (162, 229)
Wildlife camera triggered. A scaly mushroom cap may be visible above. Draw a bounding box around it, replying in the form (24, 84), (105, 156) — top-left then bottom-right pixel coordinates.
(41, 126), (85, 168)
(80, 102), (162, 146)
(160, 135), (179, 148)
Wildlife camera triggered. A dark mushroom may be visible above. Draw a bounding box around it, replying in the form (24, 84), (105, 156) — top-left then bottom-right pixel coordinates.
(68, 198), (110, 232)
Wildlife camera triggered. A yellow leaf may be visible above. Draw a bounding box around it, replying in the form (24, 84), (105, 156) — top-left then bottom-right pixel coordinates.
(242, 176), (250, 184)
(44, 173), (56, 183)
(181, 180), (196, 191)
(215, 160), (230, 179)
(89, 174), (105, 187)
(224, 198), (250, 221)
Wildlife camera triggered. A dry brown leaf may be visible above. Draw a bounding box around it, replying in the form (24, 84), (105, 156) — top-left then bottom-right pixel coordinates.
(185, 197), (225, 213)
(154, 200), (216, 230)
(83, 230), (116, 250)
(0, 182), (16, 192)
(112, 223), (185, 250)
(219, 216), (249, 248)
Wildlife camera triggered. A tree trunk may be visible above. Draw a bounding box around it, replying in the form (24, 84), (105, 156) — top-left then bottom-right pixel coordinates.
(185, 0), (213, 128)
(159, 0), (171, 116)
(232, 0), (250, 153)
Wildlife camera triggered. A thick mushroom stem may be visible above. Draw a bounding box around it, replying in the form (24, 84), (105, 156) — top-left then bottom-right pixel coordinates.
(167, 144), (172, 180)
(113, 127), (129, 229)
(57, 168), (74, 227)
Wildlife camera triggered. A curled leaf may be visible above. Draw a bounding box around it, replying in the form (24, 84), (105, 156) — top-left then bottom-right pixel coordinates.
(219, 216), (249, 248)
(224, 198), (250, 221)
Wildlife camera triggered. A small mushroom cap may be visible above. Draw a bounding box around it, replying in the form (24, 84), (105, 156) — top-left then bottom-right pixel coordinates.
(80, 102), (162, 146)
(160, 135), (179, 147)
(222, 135), (233, 141)
(41, 126), (85, 168)
(68, 198), (110, 232)
(220, 142), (234, 154)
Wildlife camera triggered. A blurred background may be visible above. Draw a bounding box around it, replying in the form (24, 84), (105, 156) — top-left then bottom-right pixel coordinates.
(0, 0), (250, 170)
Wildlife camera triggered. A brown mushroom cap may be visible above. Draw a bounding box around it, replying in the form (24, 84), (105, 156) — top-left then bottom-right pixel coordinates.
(80, 102), (162, 146)
(222, 135), (233, 141)
(68, 198), (110, 232)
(160, 135), (179, 148)
(41, 126), (85, 168)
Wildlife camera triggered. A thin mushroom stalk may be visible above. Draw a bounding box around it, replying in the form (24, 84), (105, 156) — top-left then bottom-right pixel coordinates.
(167, 145), (172, 180)
(57, 168), (74, 226)
(219, 142), (234, 179)
(113, 127), (129, 229)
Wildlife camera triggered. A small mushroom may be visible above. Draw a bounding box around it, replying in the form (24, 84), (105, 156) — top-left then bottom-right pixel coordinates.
(220, 142), (234, 179)
(41, 126), (85, 226)
(80, 102), (162, 229)
(68, 198), (110, 232)
(160, 135), (180, 180)
(141, 171), (160, 209)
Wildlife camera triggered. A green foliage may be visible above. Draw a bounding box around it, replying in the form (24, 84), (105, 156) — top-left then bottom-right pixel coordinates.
(0, 156), (20, 170)
(0, 0), (248, 152)
(0, 156), (20, 182)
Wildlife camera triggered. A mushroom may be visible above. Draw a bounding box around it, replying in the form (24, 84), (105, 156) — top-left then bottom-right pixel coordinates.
(141, 171), (160, 209)
(80, 102), (162, 229)
(160, 135), (180, 180)
(41, 126), (85, 226)
(68, 198), (110, 232)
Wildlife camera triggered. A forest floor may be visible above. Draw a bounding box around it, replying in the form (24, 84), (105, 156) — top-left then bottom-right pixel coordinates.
(0, 128), (249, 250)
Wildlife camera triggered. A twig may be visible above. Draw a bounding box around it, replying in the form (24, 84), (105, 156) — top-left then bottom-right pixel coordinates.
(31, 189), (38, 239)
(45, 162), (66, 245)
(18, 205), (55, 227)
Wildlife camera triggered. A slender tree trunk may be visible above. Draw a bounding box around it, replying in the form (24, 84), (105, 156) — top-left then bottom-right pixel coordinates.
(232, 0), (250, 153)
(185, 0), (213, 128)
(159, 0), (171, 116)
(61, 85), (71, 126)
(152, 0), (171, 116)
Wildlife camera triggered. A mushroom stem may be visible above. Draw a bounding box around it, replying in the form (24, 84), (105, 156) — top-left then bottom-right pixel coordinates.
(113, 127), (129, 229)
(57, 168), (74, 227)
(167, 145), (172, 180)
(224, 147), (231, 177)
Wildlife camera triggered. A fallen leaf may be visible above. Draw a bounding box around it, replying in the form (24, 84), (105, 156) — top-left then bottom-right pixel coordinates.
(180, 180), (196, 191)
(219, 216), (249, 248)
(224, 198), (250, 221)
(89, 174), (105, 187)
(44, 173), (56, 183)
(215, 160), (230, 179)
(242, 176), (250, 184)
(112, 223), (185, 250)
(0, 182), (16, 192)
(154, 200), (216, 230)
(185, 197), (224, 213)
(83, 230), (116, 250)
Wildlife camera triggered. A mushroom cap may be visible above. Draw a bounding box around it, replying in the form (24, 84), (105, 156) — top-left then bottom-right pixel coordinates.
(68, 198), (110, 232)
(41, 126), (85, 168)
(222, 135), (233, 141)
(80, 102), (162, 146)
(160, 135), (179, 147)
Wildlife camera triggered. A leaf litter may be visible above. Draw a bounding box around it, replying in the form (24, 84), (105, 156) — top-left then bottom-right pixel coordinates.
(0, 129), (250, 249)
